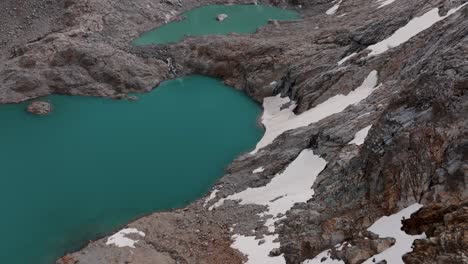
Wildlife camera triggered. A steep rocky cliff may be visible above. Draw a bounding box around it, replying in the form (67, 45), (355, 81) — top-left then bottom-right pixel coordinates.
(1, 0), (466, 263)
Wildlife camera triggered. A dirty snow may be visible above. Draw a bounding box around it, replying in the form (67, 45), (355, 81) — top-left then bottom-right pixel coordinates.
(106, 228), (146, 248)
(253, 167), (265, 173)
(362, 203), (425, 264)
(203, 189), (220, 207)
(232, 234), (285, 264)
(349, 125), (372, 146)
(326, 0), (343, 15)
(367, 4), (467, 56)
(303, 249), (345, 264)
(213, 149), (326, 219)
(252, 70), (379, 153)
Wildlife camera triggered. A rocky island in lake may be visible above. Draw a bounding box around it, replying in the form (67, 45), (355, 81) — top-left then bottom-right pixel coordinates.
(0, 0), (467, 264)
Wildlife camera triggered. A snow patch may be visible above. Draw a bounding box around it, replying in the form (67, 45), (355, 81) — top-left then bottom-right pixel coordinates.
(337, 52), (357, 65)
(349, 125), (372, 146)
(203, 189), (220, 207)
(232, 234), (285, 264)
(253, 71), (379, 153)
(362, 203), (425, 264)
(326, 0), (343, 15)
(106, 228), (146, 248)
(303, 249), (345, 264)
(253, 167), (265, 173)
(213, 149), (327, 221)
(367, 4), (467, 56)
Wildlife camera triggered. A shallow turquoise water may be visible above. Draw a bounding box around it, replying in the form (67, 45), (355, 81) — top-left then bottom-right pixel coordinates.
(0, 75), (263, 264)
(134, 4), (299, 45)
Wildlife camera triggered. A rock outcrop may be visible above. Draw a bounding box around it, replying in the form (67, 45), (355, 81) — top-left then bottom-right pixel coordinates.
(402, 201), (468, 264)
(1, 0), (466, 263)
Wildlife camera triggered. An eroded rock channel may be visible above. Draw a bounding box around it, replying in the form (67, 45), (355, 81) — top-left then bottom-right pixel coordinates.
(1, 0), (467, 264)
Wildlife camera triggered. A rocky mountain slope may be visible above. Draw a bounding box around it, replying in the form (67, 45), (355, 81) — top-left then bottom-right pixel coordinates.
(1, 0), (467, 263)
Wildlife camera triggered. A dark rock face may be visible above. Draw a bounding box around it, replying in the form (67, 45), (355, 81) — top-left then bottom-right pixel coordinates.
(26, 100), (52, 115)
(1, 0), (467, 263)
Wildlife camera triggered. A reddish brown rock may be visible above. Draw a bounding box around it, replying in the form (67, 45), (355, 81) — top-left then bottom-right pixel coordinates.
(402, 201), (468, 264)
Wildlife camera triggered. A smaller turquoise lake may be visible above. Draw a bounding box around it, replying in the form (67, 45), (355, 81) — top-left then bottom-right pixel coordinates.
(134, 4), (299, 45)
(0, 75), (263, 264)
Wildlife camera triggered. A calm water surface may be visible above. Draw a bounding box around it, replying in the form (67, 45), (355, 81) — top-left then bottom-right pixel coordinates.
(0, 75), (263, 264)
(134, 4), (299, 45)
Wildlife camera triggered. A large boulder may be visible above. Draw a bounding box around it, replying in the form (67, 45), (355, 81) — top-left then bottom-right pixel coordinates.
(26, 101), (52, 115)
(216, 13), (228, 21)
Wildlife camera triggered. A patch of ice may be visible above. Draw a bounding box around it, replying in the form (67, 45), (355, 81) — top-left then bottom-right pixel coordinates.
(303, 249), (345, 264)
(106, 228), (146, 248)
(232, 234), (285, 264)
(376, 0), (395, 8)
(203, 189), (220, 207)
(326, 0), (343, 15)
(253, 70), (379, 153)
(213, 149), (327, 219)
(349, 125), (372, 146)
(367, 4), (467, 56)
(253, 167), (265, 174)
(362, 203), (425, 264)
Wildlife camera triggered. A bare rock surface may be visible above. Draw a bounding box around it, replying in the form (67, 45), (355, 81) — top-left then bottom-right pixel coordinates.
(1, 0), (467, 263)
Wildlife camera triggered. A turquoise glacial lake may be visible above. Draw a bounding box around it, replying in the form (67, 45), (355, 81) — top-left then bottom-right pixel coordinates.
(134, 4), (299, 45)
(0, 75), (263, 264)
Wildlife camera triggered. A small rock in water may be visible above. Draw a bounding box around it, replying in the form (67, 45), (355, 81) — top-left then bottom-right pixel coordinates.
(216, 14), (228, 21)
(26, 101), (52, 116)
